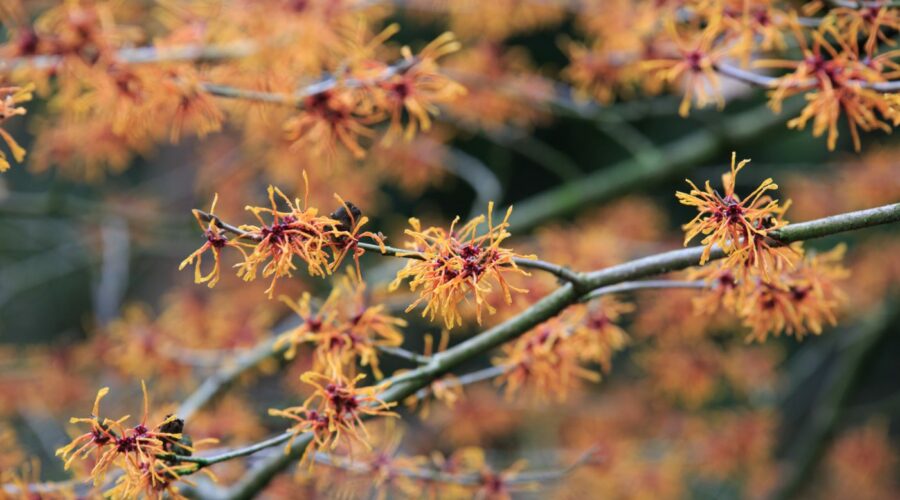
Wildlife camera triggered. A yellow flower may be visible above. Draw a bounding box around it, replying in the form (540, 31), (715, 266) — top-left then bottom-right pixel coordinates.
(640, 20), (726, 117)
(0, 83), (33, 172)
(379, 32), (466, 142)
(181, 180), (386, 296)
(494, 317), (600, 402)
(569, 298), (634, 372)
(179, 194), (251, 288)
(269, 368), (397, 466)
(275, 269), (406, 378)
(758, 24), (895, 151)
(237, 184), (342, 296)
(740, 245), (848, 342)
(55, 382), (213, 495)
(677, 152), (789, 273)
(390, 203), (533, 329)
(285, 88), (375, 160)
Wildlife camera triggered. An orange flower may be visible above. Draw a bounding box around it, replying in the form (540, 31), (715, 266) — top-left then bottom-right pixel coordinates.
(689, 261), (741, 316)
(284, 88), (375, 160)
(236, 183), (343, 296)
(569, 298), (634, 372)
(677, 152), (788, 272)
(275, 270), (406, 378)
(0, 83), (33, 172)
(179, 194), (251, 288)
(161, 67), (224, 143)
(378, 32), (466, 142)
(641, 20), (727, 117)
(470, 451), (536, 500)
(55, 387), (121, 480)
(181, 181), (385, 296)
(269, 368), (397, 466)
(390, 203), (533, 329)
(759, 22), (894, 151)
(823, 419), (898, 500)
(55, 383), (212, 495)
(828, 4), (900, 57)
(561, 38), (640, 105)
(493, 317), (599, 402)
(740, 245), (848, 342)
(640, 340), (724, 408)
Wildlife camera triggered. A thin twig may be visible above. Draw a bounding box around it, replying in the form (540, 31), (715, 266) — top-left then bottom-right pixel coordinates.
(580, 280), (708, 302)
(309, 444), (600, 487)
(173, 432), (296, 467)
(354, 242), (586, 286)
(0, 41), (259, 72)
(582, 203), (900, 290)
(177, 316), (299, 420)
(412, 364), (510, 401)
(715, 61), (900, 92)
(191, 211), (589, 286)
(376, 345), (432, 365)
(199, 58), (419, 107)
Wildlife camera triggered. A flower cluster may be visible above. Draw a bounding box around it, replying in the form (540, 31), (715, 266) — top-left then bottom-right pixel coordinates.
(680, 153), (849, 341)
(269, 368), (397, 465)
(178, 194), (250, 289)
(564, 1), (792, 113)
(275, 269), (406, 378)
(760, 16), (900, 151)
(180, 179), (384, 297)
(494, 317), (600, 402)
(390, 203), (533, 329)
(283, 28), (465, 160)
(677, 152), (791, 274)
(235, 186), (345, 291)
(563, 0), (900, 150)
(640, 17), (728, 117)
(55, 383), (212, 498)
(494, 298), (633, 401)
(0, 83), (32, 172)
(0, 3), (465, 179)
(738, 245), (849, 342)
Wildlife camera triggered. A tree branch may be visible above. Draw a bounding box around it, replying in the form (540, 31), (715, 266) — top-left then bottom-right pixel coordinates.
(198, 58), (419, 107)
(411, 364), (510, 401)
(510, 101), (801, 232)
(0, 42), (259, 72)
(580, 280), (708, 302)
(176, 313), (304, 421)
(583, 203), (900, 289)
(310, 444), (601, 487)
(376, 345), (433, 365)
(191, 210), (588, 286)
(170, 202), (900, 498)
